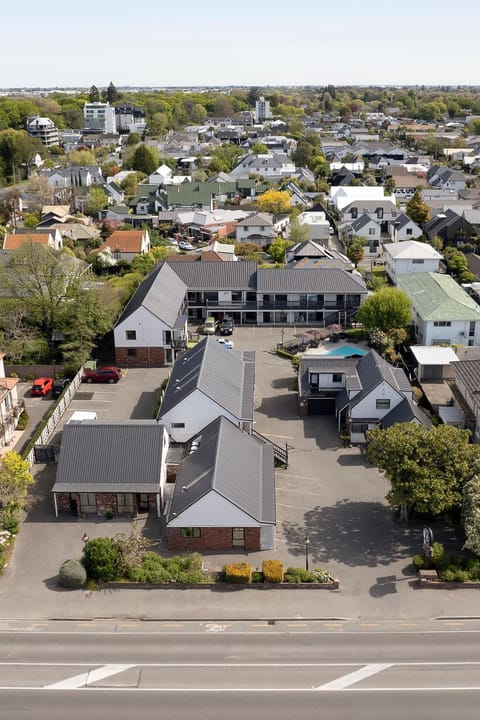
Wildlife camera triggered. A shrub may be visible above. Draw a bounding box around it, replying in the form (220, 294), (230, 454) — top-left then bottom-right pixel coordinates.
(431, 542), (445, 567)
(442, 566), (470, 583)
(311, 568), (334, 583)
(2, 513), (19, 535)
(284, 566), (333, 584)
(412, 554), (424, 570)
(58, 559), (87, 588)
(251, 571), (264, 583)
(82, 537), (120, 582)
(276, 348), (295, 360)
(262, 559), (284, 583)
(224, 562), (252, 584)
(16, 407), (29, 431)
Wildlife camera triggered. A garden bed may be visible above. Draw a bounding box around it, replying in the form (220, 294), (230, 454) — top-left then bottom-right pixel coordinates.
(100, 578), (340, 590)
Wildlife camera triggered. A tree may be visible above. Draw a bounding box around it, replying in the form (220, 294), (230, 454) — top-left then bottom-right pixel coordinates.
(268, 238), (291, 264)
(82, 537), (120, 581)
(367, 424), (479, 522)
(406, 188), (430, 226)
(287, 217), (309, 245)
(0, 452), (33, 528)
(106, 81), (119, 103)
(463, 475), (480, 556)
(120, 172), (139, 198)
(67, 149), (97, 167)
(130, 144), (158, 175)
(357, 287), (411, 333)
(0, 129), (43, 179)
(88, 85), (100, 102)
(251, 143), (269, 155)
(126, 132), (142, 146)
(347, 238), (365, 267)
(443, 246), (475, 283)
(256, 189), (291, 215)
(85, 187), (108, 216)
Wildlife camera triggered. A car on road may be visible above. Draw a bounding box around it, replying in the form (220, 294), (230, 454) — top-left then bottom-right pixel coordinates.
(216, 338), (234, 349)
(179, 239), (194, 251)
(82, 366), (122, 384)
(52, 378), (69, 398)
(203, 316), (217, 335)
(30, 377), (54, 397)
(219, 317), (233, 335)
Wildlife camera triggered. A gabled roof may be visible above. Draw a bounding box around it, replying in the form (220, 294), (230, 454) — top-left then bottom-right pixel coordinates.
(257, 267), (367, 294)
(381, 397), (432, 429)
(116, 262), (187, 326)
(349, 350), (412, 408)
(168, 260), (257, 290)
(97, 229), (146, 253)
(351, 213), (378, 232)
(52, 421), (165, 494)
(453, 358), (480, 400)
(159, 337), (255, 422)
(397, 272), (480, 321)
(3, 233), (52, 250)
(240, 212), (274, 227)
(383, 240), (442, 260)
(167, 416), (275, 525)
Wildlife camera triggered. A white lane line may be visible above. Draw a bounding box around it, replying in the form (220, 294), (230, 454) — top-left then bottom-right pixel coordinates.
(45, 664), (135, 689)
(317, 663), (392, 691)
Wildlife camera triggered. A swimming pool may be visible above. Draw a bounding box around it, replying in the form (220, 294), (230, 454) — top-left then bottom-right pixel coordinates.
(326, 345), (367, 358)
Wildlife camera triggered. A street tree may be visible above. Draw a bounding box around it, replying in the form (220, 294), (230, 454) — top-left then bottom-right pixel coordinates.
(0, 452), (33, 528)
(356, 287), (411, 333)
(406, 188), (430, 226)
(463, 475), (480, 556)
(256, 189), (291, 215)
(367, 423), (479, 522)
(347, 238), (365, 267)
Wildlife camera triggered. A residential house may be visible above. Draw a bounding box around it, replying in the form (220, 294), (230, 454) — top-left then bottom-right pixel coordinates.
(197, 240), (237, 261)
(166, 416), (275, 552)
(329, 186), (396, 212)
(339, 199), (400, 227)
(235, 212), (276, 246)
(114, 262), (188, 366)
(148, 164), (173, 186)
(0, 352), (22, 450)
(397, 272), (480, 346)
(338, 213), (382, 255)
(285, 241), (353, 272)
(230, 152), (295, 181)
(157, 337), (255, 443)
(42, 166), (104, 191)
(384, 167), (428, 201)
(388, 213), (423, 241)
(2, 229), (63, 252)
(297, 349), (429, 443)
(96, 229), (150, 263)
(384, 240), (442, 284)
(52, 420), (168, 517)
(114, 103), (146, 134)
(424, 208), (475, 245)
(428, 165), (466, 191)
(296, 211), (330, 245)
(452, 357), (480, 442)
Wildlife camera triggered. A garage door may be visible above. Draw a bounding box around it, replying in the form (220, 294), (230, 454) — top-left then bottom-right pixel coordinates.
(307, 398), (336, 415)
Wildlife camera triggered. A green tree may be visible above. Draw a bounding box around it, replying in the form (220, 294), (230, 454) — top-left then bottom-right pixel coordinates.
(268, 238), (291, 264)
(0, 129), (43, 179)
(406, 188), (431, 226)
(82, 537), (120, 581)
(106, 81), (119, 103)
(347, 239), (365, 267)
(67, 149), (97, 166)
(88, 85), (100, 102)
(85, 187), (108, 216)
(357, 287), (411, 333)
(287, 217), (309, 245)
(126, 132), (142, 146)
(130, 144), (158, 175)
(0, 452), (33, 528)
(443, 246), (475, 283)
(367, 424), (479, 522)
(251, 143), (269, 155)
(256, 189), (291, 215)
(22, 211), (40, 228)
(463, 475), (480, 556)
(120, 172), (139, 198)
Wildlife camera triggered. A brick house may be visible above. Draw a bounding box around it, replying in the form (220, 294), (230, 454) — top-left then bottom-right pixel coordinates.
(52, 420), (169, 517)
(166, 417), (275, 552)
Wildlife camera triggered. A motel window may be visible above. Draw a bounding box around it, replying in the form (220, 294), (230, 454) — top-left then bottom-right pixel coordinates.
(180, 528), (201, 538)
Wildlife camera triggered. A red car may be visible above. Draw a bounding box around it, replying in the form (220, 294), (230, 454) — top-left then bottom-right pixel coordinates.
(31, 377), (54, 397)
(82, 366), (122, 384)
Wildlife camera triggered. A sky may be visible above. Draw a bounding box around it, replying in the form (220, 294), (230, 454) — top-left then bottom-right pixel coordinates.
(2, 0), (479, 88)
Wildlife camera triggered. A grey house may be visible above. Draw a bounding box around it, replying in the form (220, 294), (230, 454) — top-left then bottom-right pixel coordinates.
(52, 421), (169, 517)
(166, 416), (276, 552)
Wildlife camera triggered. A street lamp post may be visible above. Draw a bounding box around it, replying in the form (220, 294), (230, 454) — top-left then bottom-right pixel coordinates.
(304, 536), (310, 571)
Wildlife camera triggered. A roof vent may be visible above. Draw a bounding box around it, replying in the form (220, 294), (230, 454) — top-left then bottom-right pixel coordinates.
(181, 486), (187, 493)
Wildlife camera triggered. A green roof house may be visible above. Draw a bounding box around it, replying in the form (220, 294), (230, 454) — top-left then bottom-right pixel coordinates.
(397, 272), (480, 346)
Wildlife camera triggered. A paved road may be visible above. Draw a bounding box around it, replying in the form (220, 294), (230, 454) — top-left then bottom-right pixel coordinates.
(1, 623), (480, 718)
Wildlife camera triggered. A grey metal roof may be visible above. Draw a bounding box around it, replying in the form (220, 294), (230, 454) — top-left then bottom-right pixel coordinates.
(240, 212), (274, 227)
(167, 417), (275, 525)
(454, 358), (480, 400)
(52, 421), (165, 494)
(257, 267), (367, 294)
(168, 260), (257, 290)
(159, 337), (255, 421)
(351, 214), (377, 232)
(298, 357), (362, 397)
(116, 262), (187, 326)
(350, 350), (412, 408)
(381, 398), (432, 429)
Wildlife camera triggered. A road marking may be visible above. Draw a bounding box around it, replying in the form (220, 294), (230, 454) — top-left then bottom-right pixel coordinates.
(287, 623), (307, 627)
(259, 433), (293, 440)
(162, 623), (183, 627)
(45, 664), (135, 689)
(317, 663), (392, 691)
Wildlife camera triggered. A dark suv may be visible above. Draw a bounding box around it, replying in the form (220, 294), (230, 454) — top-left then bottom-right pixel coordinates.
(219, 317), (233, 335)
(53, 378), (69, 398)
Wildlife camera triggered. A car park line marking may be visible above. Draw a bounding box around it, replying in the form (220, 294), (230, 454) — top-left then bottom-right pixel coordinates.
(316, 663), (392, 690)
(45, 664), (135, 689)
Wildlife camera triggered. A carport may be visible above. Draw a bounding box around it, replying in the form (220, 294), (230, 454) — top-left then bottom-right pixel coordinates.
(307, 396), (336, 415)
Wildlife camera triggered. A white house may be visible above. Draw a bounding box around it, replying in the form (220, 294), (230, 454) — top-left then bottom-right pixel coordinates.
(96, 229), (150, 263)
(296, 211), (330, 245)
(235, 212), (276, 246)
(114, 262), (188, 366)
(230, 152), (295, 180)
(0, 352), (22, 450)
(329, 186), (396, 212)
(397, 272), (480, 346)
(83, 102), (116, 134)
(148, 164), (173, 186)
(389, 213), (423, 242)
(384, 240), (443, 284)
(157, 337), (255, 443)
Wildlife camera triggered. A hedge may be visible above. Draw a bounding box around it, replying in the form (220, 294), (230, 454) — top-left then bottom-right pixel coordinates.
(224, 562), (252, 584)
(262, 559), (284, 583)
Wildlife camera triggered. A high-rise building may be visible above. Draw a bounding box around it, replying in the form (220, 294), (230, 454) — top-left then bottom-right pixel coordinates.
(83, 102), (116, 134)
(255, 96), (272, 122)
(26, 116), (59, 147)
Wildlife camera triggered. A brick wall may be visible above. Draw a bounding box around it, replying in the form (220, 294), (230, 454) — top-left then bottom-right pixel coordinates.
(95, 492), (117, 516)
(167, 527), (261, 552)
(115, 346), (165, 368)
(55, 492), (72, 513)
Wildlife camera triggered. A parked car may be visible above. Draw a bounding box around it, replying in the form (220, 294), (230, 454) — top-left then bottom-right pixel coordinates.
(179, 239), (194, 251)
(52, 378), (69, 398)
(216, 338), (234, 349)
(82, 366), (122, 384)
(203, 316), (217, 335)
(219, 317), (233, 335)
(31, 377), (54, 397)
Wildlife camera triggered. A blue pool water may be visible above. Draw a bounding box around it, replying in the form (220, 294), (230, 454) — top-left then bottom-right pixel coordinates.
(326, 345), (367, 358)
